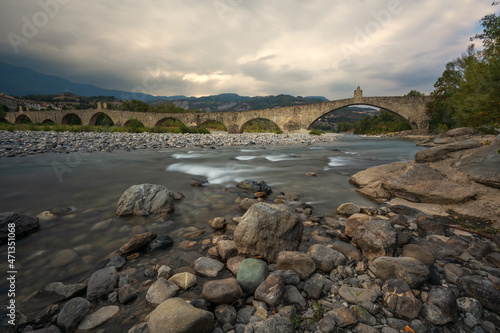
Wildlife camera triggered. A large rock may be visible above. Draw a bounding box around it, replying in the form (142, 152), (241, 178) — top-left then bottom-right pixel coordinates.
(236, 258), (269, 294)
(202, 278), (242, 304)
(255, 316), (294, 333)
(116, 184), (175, 216)
(345, 214), (371, 237)
(277, 251), (316, 279)
(373, 257), (430, 288)
(57, 297), (91, 331)
(236, 179), (272, 194)
(147, 298), (214, 333)
(146, 278), (179, 306)
(415, 139), (483, 163)
(457, 141), (500, 189)
(87, 266), (117, 300)
(458, 276), (500, 314)
(349, 161), (408, 188)
(0, 212), (39, 243)
(329, 240), (362, 261)
(117, 232), (157, 256)
(425, 286), (458, 325)
(234, 203), (303, 262)
(307, 244), (346, 273)
(352, 220), (397, 260)
(382, 279), (421, 320)
(387, 164), (476, 204)
(336, 203), (361, 216)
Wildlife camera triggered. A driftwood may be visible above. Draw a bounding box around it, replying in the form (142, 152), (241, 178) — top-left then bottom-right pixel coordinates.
(443, 223), (494, 240)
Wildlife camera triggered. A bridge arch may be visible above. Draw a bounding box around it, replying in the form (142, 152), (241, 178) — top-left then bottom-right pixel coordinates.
(15, 115), (32, 124)
(199, 119), (228, 131)
(240, 118), (282, 133)
(61, 113), (82, 125)
(42, 119), (55, 125)
(307, 103), (415, 130)
(123, 119), (145, 128)
(89, 112), (114, 126)
(154, 117), (186, 128)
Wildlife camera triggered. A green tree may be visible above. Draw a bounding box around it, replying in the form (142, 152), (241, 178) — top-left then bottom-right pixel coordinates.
(405, 90), (424, 97)
(0, 104), (8, 119)
(122, 100), (151, 112)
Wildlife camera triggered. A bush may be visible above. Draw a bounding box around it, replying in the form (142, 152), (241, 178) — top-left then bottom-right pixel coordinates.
(309, 129), (323, 135)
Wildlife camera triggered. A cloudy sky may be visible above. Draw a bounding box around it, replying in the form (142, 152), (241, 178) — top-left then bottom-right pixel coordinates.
(0, 0), (496, 99)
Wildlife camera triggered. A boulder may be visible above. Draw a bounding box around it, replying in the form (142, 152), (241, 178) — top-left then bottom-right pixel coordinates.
(234, 203), (303, 262)
(416, 215), (445, 237)
(444, 127), (478, 137)
(382, 279), (421, 320)
(236, 258), (269, 294)
(147, 298), (214, 333)
(87, 266), (117, 300)
(373, 257), (430, 288)
(458, 276), (500, 314)
(202, 278), (242, 304)
(146, 278), (179, 306)
(254, 274), (285, 307)
(457, 141), (500, 189)
(277, 251), (316, 279)
(56, 297), (91, 331)
(117, 232), (157, 256)
(236, 179), (272, 194)
(352, 220), (397, 259)
(336, 203), (361, 216)
(307, 244), (346, 272)
(0, 212), (39, 243)
(415, 139), (482, 163)
(116, 184), (174, 216)
(425, 286), (458, 325)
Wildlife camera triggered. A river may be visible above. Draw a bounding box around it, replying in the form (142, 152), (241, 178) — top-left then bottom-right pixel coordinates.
(0, 134), (424, 324)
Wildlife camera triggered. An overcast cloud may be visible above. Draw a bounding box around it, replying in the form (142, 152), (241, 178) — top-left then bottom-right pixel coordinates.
(0, 0), (496, 99)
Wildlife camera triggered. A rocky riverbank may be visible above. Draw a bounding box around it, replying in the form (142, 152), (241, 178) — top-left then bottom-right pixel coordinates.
(3, 174), (500, 333)
(350, 127), (500, 227)
(0, 131), (339, 158)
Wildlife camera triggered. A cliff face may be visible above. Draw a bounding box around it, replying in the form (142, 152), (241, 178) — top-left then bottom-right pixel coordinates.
(350, 128), (500, 226)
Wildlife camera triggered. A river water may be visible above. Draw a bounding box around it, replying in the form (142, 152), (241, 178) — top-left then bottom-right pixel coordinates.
(0, 134), (423, 321)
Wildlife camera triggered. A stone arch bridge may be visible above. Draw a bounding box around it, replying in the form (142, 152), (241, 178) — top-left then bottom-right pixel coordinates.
(5, 89), (432, 133)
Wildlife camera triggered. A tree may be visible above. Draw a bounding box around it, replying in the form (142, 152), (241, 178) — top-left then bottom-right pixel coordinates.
(122, 100), (151, 112)
(0, 104), (8, 119)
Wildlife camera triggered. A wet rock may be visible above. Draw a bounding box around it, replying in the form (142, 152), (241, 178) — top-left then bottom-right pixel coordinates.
(425, 286), (458, 325)
(336, 203), (361, 216)
(402, 244), (435, 267)
(210, 217), (226, 230)
(236, 179), (272, 194)
(169, 272), (197, 290)
(77, 305), (120, 331)
(107, 256), (126, 269)
(329, 240), (362, 261)
(146, 278), (179, 306)
(237, 307), (256, 324)
(373, 256), (430, 288)
(352, 220), (397, 259)
(145, 233), (174, 252)
(117, 232), (157, 256)
(254, 274), (285, 307)
(49, 249), (79, 267)
(234, 203), (303, 262)
(87, 266), (117, 300)
(116, 184), (175, 216)
(193, 257), (225, 277)
(56, 297), (91, 332)
(277, 251), (316, 279)
(202, 278), (242, 304)
(236, 258), (269, 294)
(118, 284), (137, 304)
(215, 304), (237, 326)
(0, 212), (39, 243)
(388, 214), (409, 227)
(458, 276), (500, 314)
(147, 298), (214, 333)
(303, 273), (329, 300)
(307, 244), (346, 273)
(272, 270), (301, 286)
(339, 286), (379, 304)
(227, 255), (246, 276)
(327, 306), (357, 328)
(216, 240), (238, 261)
(382, 279), (422, 320)
(239, 198), (260, 211)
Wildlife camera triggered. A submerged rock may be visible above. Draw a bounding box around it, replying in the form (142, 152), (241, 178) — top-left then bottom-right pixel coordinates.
(0, 212), (39, 243)
(116, 184), (175, 216)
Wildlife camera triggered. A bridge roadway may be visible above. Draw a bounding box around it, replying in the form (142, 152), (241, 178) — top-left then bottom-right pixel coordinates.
(5, 90), (432, 133)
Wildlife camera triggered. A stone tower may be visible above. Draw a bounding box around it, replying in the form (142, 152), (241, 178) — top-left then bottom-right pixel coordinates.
(354, 86), (363, 99)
